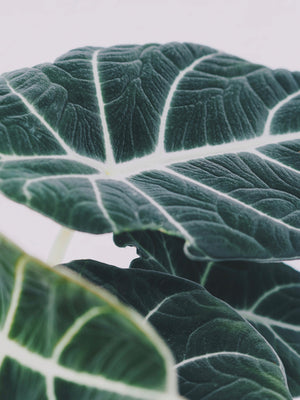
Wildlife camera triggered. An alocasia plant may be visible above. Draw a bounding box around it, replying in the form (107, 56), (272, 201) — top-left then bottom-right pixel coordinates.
(0, 42), (299, 399)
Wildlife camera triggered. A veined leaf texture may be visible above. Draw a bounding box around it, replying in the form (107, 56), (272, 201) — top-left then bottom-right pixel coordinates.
(0, 43), (300, 260)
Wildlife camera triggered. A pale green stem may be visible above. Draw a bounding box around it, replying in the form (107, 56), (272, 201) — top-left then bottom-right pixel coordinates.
(47, 227), (74, 266)
(200, 261), (214, 287)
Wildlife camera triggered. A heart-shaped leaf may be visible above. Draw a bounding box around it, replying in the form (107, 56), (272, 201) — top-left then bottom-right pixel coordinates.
(0, 235), (180, 400)
(67, 259), (292, 400)
(0, 43), (300, 261)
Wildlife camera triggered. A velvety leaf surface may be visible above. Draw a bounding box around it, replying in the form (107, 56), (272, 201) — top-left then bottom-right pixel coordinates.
(0, 43), (300, 261)
(0, 235), (180, 400)
(116, 230), (300, 397)
(67, 259), (292, 400)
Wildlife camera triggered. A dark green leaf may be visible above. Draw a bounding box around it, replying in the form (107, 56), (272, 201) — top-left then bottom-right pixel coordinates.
(0, 234), (180, 400)
(0, 43), (300, 260)
(67, 259), (292, 400)
(116, 230), (300, 397)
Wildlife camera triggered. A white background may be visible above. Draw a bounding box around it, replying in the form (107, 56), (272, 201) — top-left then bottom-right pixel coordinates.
(0, 0), (299, 270)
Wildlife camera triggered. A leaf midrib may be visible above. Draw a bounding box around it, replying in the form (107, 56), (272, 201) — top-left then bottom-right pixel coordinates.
(106, 131), (300, 178)
(2, 129), (299, 179)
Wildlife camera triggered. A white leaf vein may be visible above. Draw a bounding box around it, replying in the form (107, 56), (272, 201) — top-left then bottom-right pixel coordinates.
(262, 88), (300, 137)
(124, 179), (194, 244)
(3, 79), (105, 173)
(4, 79), (74, 156)
(1, 336), (179, 400)
(89, 178), (117, 231)
(46, 306), (109, 400)
(106, 131), (300, 179)
(0, 255), (27, 368)
(163, 167), (300, 233)
(253, 149), (300, 174)
(239, 310), (300, 332)
(155, 51), (219, 154)
(175, 351), (272, 368)
(248, 283), (300, 312)
(92, 50), (115, 167)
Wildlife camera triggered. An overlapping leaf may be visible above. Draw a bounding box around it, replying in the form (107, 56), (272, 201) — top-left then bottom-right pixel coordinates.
(67, 258), (292, 400)
(0, 43), (300, 260)
(116, 230), (300, 397)
(0, 234), (180, 400)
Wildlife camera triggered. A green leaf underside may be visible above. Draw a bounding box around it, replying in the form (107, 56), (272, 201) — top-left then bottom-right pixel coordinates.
(0, 43), (300, 261)
(0, 235), (180, 400)
(67, 259), (292, 400)
(116, 230), (300, 397)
